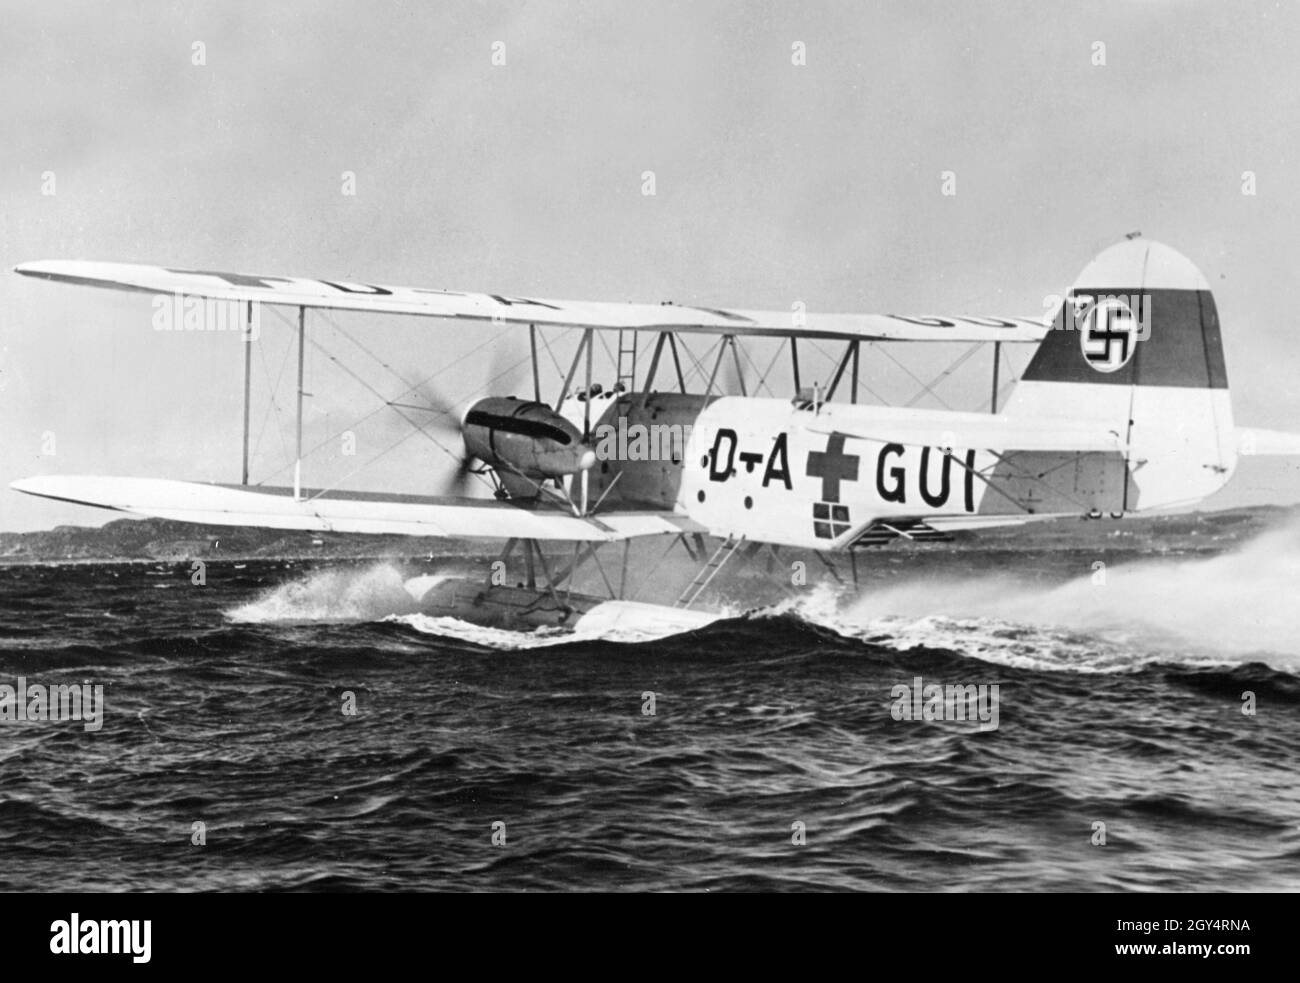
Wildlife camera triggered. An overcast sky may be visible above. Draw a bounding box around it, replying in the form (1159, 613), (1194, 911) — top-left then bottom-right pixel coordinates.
(4, 0), (1300, 531)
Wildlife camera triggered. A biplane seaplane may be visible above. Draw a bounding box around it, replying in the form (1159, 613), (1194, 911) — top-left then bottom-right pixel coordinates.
(11, 240), (1300, 634)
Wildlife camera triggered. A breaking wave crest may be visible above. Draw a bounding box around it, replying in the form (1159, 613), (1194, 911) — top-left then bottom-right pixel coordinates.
(226, 562), (422, 623)
(780, 519), (1300, 674)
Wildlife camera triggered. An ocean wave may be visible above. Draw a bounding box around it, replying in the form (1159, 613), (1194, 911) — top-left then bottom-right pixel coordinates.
(216, 521), (1300, 676)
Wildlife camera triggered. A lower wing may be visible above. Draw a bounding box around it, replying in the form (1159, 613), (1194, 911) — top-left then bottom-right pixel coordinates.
(9, 475), (691, 542)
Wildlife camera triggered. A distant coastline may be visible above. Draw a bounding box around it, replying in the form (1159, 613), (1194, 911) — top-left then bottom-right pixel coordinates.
(0, 517), (483, 565)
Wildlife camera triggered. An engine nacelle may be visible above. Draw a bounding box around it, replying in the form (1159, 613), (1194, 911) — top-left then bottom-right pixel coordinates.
(461, 397), (596, 479)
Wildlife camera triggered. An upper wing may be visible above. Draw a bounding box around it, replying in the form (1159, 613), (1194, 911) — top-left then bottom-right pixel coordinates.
(13, 260), (1050, 344)
(9, 475), (693, 542)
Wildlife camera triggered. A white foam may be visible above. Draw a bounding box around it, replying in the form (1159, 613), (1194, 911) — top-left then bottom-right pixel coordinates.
(796, 519), (1300, 674)
(226, 562), (422, 623)
(388, 608), (722, 649)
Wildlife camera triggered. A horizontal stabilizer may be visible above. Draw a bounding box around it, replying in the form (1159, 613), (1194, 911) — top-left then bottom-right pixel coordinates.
(806, 404), (1128, 453)
(1237, 427), (1300, 456)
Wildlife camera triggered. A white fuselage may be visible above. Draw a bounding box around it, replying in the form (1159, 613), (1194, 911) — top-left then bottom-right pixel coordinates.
(677, 398), (990, 549)
(563, 389), (1235, 551)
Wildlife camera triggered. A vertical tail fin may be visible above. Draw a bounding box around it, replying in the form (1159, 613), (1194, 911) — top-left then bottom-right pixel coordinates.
(1003, 240), (1235, 512)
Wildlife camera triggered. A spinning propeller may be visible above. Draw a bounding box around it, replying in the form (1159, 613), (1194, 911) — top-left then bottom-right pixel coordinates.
(388, 347), (598, 514)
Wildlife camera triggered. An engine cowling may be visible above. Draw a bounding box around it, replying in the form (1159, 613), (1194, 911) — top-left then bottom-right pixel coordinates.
(461, 397), (596, 479)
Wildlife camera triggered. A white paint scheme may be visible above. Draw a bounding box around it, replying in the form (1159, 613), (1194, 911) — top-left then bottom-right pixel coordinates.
(922, 515), (1052, 531)
(13, 260), (1049, 344)
(571, 600), (720, 634)
(1001, 382), (1237, 510)
(403, 574), (459, 603)
(1071, 239), (1211, 291)
(1004, 240), (1238, 511)
(7, 475), (686, 542)
(802, 403), (1129, 453)
(1127, 386), (1236, 508)
(672, 388), (1239, 546)
(678, 398), (1007, 549)
(397, 575), (720, 634)
(1002, 380), (1135, 431)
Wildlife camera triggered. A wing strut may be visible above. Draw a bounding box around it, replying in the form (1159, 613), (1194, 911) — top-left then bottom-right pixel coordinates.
(556, 329), (590, 411)
(582, 327), (594, 514)
(529, 323), (541, 402)
(850, 339), (860, 403)
(825, 340), (858, 402)
(640, 331), (668, 408)
(990, 341), (1001, 414)
(729, 335), (747, 396)
(294, 305), (306, 500)
(668, 333), (686, 393)
(241, 301), (253, 484)
(583, 327), (594, 439)
(706, 335), (735, 396)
